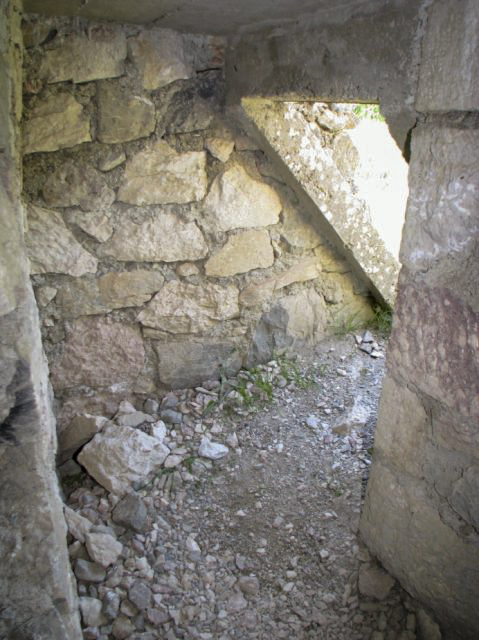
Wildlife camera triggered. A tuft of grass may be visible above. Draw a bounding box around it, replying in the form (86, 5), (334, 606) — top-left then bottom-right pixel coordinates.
(331, 311), (364, 337)
(370, 304), (393, 334)
(277, 353), (318, 389)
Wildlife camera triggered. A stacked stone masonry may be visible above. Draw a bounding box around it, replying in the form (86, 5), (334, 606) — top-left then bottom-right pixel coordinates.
(22, 14), (375, 433)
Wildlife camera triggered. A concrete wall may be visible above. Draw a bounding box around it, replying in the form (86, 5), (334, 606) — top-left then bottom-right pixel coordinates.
(0, 1), (81, 638)
(360, 2), (479, 638)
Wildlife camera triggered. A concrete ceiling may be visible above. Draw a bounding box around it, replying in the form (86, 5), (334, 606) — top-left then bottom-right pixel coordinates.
(23, 0), (388, 35)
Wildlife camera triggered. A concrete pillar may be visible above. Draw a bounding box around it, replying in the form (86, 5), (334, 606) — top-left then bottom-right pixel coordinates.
(360, 2), (479, 638)
(0, 0), (82, 637)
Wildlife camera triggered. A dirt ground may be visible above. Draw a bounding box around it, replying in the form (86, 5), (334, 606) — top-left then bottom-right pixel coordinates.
(64, 331), (424, 640)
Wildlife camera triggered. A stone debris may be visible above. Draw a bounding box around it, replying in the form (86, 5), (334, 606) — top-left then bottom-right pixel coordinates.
(60, 332), (437, 639)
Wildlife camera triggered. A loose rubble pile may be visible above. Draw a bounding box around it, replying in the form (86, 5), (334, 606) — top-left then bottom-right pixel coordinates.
(60, 332), (442, 640)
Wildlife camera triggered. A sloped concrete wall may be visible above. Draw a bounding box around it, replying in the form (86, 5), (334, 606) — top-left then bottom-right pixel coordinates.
(0, 1), (81, 638)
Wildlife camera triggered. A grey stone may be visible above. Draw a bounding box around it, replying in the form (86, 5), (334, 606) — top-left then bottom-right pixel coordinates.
(74, 559), (106, 583)
(128, 581), (152, 611)
(79, 597), (108, 627)
(58, 414), (108, 464)
(25, 205), (98, 277)
(43, 161), (114, 212)
(238, 575), (260, 596)
(77, 423), (170, 495)
(247, 289), (327, 365)
(198, 438), (229, 460)
(112, 615), (135, 639)
(112, 494), (149, 533)
(116, 411), (155, 428)
(39, 29), (127, 84)
(202, 164), (282, 231)
(160, 409), (183, 424)
(23, 92), (91, 153)
(102, 591), (121, 621)
(358, 562), (395, 600)
(100, 209), (208, 263)
(117, 140), (207, 205)
(97, 82), (156, 143)
(155, 340), (242, 389)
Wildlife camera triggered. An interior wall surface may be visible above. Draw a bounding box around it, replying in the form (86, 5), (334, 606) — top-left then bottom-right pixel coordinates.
(0, 0), (82, 638)
(21, 13), (376, 441)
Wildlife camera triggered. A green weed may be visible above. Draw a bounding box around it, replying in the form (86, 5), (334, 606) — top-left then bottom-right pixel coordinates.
(352, 103), (385, 122)
(370, 304), (393, 335)
(331, 311), (364, 336)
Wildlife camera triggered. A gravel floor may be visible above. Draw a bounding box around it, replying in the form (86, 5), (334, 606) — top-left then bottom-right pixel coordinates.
(63, 331), (423, 640)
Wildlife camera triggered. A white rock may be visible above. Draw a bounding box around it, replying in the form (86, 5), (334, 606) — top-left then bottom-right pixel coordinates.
(185, 534), (201, 554)
(79, 597), (108, 627)
(332, 398), (370, 435)
(64, 506), (92, 543)
(151, 421), (167, 442)
(77, 423), (170, 495)
(85, 531), (123, 568)
(164, 454), (183, 468)
(198, 438), (229, 460)
(116, 411), (155, 428)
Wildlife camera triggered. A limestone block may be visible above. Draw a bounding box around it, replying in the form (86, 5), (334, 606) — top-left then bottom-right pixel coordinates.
(203, 164), (281, 231)
(77, 422), (170, 495)
(281, 201), (323, 249)
(165, 95), (216, 134)
(65, 209), (113, 242)
(117, 140), (207, 205)
(138, 280), (239, 333)
(416, 0), (479, 112)
(400, 126), (479, 295)
(85, 531), (122, 567)
(247, 289), (326, 366)
(388, 282), (479, 419)
(205, 136), (235, 162)
(100, 210), (208, 262)
(247, 289), (326, 365)
(98, 149), (126, 172)
(58, 414), (109, 464)
(239, 257), (322, 306)
(205, 230), (274, 277)
(39, 28), (126, 84)
(155, 340), (242, 389)
(97, 82), (156, 143)
(25, 204), (98, 276)
(43, 161), (114, 212)
(57, 270), (165, 317)
(128, 29), (193, 90)
(23, 93), (91, 154)
(51, 317), (145, 391)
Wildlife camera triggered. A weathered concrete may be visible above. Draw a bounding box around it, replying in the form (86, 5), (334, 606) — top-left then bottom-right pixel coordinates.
(242, 100), (401, 304)
(361, 119), (479, 640)
(0, 2), (81, 638)
(227, 0), (424, 152)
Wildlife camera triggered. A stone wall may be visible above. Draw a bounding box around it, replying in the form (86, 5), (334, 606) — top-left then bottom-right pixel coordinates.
(360, 2), (479, 638)
(0, 1), (81, 638)
(22, 14), (375, 433)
